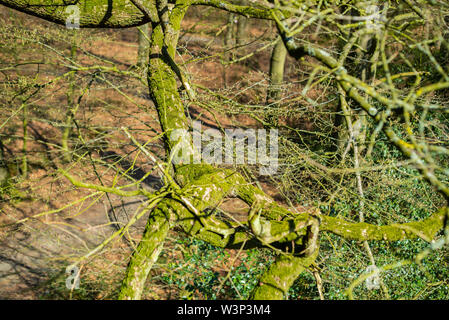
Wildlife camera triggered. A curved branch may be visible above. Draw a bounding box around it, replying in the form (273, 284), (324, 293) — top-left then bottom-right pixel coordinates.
(0, 0), (150, 28)
(321, 208), (447, 242)
(250, 251), (318, 300)
(0, 0), (283, 29)
(191, 0), (276, 19)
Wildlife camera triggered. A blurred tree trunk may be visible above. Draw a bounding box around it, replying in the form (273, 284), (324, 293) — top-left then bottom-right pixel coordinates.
(265, 37), (287, 126)
(236, 15), (248, 46)
(0, 140), (9, 186)
(336, 1), (381, 156)
(137, 23), (150, 71)
(222, 13), (235, 87)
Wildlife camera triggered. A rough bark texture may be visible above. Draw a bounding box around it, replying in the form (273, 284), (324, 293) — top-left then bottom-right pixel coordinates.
(0, 0), (150, 28)
(251, 252), (318, 300)
(0, 139), (9, 186)
(236, 15), (248, 46)
(137, 23), (150, 70)
(118, 205), (171, 300)
(267, 37), (287, 105)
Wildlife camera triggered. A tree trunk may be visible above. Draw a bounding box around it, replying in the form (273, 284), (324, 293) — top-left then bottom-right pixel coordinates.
(236, 15), (248, 46)
(137, 23), (150, 71)
(250, 252), (317, 300)
(265, 37), (287, 126)
(336, 0), (381, 156)
(223, 13), (235, 87)
(62, 36), (78, 162)
(118, 204), (171, 299)
(0, 139), (9, 187)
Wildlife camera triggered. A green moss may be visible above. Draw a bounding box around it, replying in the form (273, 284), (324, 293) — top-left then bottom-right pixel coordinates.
(119, 204), (171, 300)
(321, 208), (447, 242)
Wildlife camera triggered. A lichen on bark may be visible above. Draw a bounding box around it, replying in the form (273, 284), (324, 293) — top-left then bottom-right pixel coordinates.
(3, 0), (448, 301)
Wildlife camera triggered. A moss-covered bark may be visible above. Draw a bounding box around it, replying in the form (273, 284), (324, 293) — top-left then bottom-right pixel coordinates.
(137, 23), (150, 70)
(118, 204), (171, 300)
(0, 0), (151, 28)
(250, 252), (318, 300)
(0, 0), (287, 29)
(117, 162), (316, 299)
(321, 208), (448, 242)
(266, 37), (287, 106)
(146, 1), (193, 156)
(118, 0), (192, 299)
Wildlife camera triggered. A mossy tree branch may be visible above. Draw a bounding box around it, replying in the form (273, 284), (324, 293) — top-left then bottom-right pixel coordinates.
(0, 0), (151, 27)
